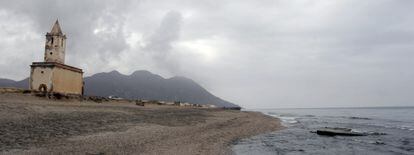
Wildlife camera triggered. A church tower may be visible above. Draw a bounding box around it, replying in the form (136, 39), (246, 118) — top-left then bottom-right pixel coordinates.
(44, 20), (66, 64)
(30, 20), (83, 95)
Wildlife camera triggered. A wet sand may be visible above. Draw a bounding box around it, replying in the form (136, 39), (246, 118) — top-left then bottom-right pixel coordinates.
(0, 93), (282, 155)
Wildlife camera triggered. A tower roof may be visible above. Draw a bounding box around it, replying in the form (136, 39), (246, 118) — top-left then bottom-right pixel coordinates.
(49, 20), (63, 35)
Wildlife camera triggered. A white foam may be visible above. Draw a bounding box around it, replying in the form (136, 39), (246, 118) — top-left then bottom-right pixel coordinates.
(267, 113), (298, 125)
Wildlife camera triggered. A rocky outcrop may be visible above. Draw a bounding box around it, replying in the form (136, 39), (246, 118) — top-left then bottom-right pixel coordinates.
(315, 127), (367, 136)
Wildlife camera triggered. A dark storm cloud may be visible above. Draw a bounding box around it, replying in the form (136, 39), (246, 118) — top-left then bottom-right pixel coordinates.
(0, 0), (413, 108)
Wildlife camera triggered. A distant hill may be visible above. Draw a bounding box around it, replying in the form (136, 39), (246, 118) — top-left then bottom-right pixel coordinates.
(83, 70), (238, 107)
(0, 78), (29, 89)
(0, 71), (239, 108)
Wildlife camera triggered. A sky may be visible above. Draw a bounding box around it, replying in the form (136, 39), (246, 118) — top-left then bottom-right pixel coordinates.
(0, 0), (413, 108)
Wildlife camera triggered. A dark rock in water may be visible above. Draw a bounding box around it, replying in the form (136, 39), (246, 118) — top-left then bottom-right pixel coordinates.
(349, 116), (371, 120)
(316, 127), (367, 136)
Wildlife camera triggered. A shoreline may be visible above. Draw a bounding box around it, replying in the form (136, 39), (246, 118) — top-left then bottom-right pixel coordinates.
(0, 93), (283, 154)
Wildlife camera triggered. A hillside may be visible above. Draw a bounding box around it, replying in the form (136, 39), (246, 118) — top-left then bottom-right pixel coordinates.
(84, 70), (238, 107)
(0, 78), (29, 89)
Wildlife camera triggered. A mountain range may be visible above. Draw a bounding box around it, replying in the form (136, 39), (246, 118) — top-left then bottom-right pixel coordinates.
(0, 70), (238, 108)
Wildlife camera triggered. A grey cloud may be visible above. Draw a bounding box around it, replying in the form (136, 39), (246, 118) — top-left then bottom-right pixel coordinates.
(143, 11), (183, 75)
(0, 0), (413, 108)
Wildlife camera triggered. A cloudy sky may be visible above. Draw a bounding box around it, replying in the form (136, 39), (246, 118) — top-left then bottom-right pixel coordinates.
(0, 0), (413, 108)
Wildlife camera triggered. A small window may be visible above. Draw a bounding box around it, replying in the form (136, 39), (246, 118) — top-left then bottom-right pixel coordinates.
(51, 38), (54, 44)
(50, 52), (53, 55)
(41, 71), (44, 74)
(61, 39), (63, 46)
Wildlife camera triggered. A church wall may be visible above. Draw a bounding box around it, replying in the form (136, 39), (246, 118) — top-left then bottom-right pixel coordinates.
(30, 67), (53, 92)
(52, 67), (83, 95)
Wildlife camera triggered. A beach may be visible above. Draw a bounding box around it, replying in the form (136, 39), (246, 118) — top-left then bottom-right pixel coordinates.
(0, 93), (282, 155)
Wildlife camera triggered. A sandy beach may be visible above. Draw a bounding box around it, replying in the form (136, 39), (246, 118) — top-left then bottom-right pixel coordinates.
(0, 93), (282, 155)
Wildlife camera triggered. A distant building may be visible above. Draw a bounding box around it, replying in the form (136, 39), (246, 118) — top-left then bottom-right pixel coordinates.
(29, 20), (83, 95)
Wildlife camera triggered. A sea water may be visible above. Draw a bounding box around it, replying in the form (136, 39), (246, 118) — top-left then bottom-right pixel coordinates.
(232, 107), (414, 155)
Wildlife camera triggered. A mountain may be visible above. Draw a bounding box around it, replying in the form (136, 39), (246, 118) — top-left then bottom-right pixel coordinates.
(0, 71), (239, 108)
(0, 78), (15, 87)
(84, 70), (238, 107)
(0, 78), (29, 89)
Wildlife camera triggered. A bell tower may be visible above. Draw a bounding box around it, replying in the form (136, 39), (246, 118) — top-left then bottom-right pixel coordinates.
(44, 20), (66, 64)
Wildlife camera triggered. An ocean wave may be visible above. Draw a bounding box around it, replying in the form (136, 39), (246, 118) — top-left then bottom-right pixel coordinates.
(397, 125), (414, 131)
(367, 123), (414, 131)
(282, 117), (298, 124)
(275, 116), (298, 124)
(265, 112), (299, 124)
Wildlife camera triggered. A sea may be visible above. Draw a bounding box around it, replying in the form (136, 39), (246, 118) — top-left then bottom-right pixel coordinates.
(232, 107), (414, 155)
